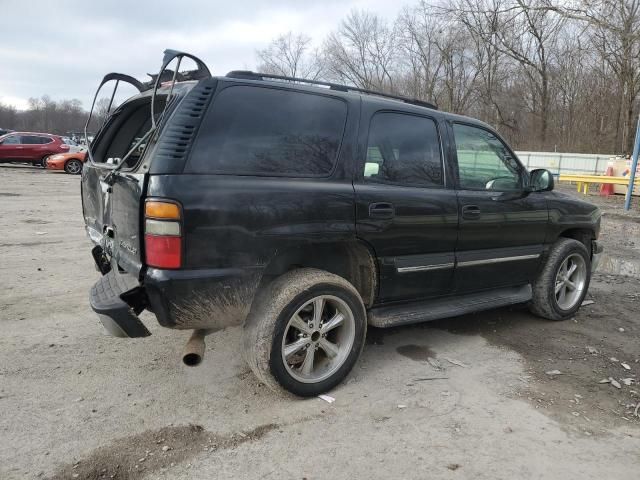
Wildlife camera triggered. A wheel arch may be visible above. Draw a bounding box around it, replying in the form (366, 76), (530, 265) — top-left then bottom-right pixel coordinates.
(558, 228), (594, 256)
(260, 241), (378, 307)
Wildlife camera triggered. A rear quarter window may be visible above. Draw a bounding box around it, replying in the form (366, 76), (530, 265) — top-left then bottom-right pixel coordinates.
(187, 85), (347, 176)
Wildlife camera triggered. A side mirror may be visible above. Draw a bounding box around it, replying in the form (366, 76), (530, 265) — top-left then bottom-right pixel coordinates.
(529, 168), (554, 192)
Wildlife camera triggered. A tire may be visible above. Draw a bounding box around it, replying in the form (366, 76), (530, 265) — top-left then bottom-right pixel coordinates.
(243, 268), (367, 397)
(529, 238), (591, 320)
(64, 159), (83, 175)
(40, 156), (49, 168)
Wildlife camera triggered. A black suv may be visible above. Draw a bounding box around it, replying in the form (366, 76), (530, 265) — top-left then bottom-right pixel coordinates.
(82, 50), (602, 397)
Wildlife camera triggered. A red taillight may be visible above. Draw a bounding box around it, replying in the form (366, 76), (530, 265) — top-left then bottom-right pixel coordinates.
(144, 200), (182, 269)
(60, 144), (70, 150)
(144, 235), (181, 269)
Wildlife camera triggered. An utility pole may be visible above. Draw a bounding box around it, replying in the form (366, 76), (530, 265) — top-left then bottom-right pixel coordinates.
(624, 115), (640, 211)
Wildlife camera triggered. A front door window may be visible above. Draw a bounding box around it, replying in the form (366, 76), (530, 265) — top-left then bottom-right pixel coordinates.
(453, 124), (522, 191)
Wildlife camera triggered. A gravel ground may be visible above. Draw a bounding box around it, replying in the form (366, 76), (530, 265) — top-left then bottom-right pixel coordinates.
(0, 166), (639, 480)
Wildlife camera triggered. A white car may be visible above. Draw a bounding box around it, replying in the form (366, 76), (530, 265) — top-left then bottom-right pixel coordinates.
(61, 137), (87, 154)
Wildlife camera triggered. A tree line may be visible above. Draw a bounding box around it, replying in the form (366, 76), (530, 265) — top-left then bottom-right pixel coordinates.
(256, 0), (640, 154)
(3, 1), (637, 155)
(0, 97), (113, 137)
(0, 96), (87, 136)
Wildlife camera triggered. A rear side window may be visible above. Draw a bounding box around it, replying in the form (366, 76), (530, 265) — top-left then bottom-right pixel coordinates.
(364, 112), (443, 188)
(188, 86), (347, 176)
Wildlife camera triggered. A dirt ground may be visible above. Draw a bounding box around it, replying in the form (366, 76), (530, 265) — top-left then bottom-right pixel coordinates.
(1, 166), (639, 480)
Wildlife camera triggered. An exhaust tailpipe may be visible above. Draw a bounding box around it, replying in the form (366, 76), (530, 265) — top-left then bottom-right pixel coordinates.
(182, 329), (207, 366)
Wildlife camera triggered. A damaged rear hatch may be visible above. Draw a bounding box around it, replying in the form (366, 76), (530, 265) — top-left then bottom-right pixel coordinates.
(81, 50), (211, 337)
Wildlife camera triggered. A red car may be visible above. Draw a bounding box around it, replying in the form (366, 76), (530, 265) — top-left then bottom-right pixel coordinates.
(0, 132), (70, 167)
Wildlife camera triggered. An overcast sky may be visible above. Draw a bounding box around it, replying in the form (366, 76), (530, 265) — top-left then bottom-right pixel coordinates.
(0, 0), (404, 110)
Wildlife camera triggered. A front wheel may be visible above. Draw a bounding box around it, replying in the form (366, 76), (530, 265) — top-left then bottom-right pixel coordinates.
(529, 238), (591, 320)
(243, 268), (367, 397)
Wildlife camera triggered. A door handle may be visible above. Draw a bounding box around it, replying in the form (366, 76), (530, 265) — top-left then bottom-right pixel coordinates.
(369, 202), (395, 219)
(462, 205), (481, 219)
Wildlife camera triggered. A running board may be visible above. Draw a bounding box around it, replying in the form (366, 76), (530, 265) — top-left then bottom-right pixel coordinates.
(367, 285), (532, 328)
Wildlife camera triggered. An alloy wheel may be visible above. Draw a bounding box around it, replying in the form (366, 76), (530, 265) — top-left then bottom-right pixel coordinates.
(281, 295), (355, 384)
(554, 253), (587, 310)
(66, 160), (82, 174)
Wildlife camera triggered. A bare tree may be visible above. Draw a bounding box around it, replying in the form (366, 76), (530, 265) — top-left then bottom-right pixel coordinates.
(322, 10), (397, 91)
(433, 22), (480, 113)
(0, 102), (18, 129)
(2, 96), (89, 135)
(446, 0), (565, 148)
(396, 4), (444, 101)
(543, 0), (640, 152)
(256, 32), (323, 79)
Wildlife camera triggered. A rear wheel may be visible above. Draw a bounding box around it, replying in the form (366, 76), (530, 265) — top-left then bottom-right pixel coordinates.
(64, 159), (83, 175)
(529, 238), (591, 320)
(243, 268), (367, 397)
(40, 156), (49, 168)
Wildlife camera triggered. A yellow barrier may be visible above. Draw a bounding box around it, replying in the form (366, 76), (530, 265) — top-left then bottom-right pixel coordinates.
(558, 174), (640, 195)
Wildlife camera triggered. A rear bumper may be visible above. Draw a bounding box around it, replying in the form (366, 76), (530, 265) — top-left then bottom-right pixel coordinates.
(144, 266), (262, 330)
(89, 270), (150, 338)
(591, 240), (603, 272)
(89, 252), (262, 337)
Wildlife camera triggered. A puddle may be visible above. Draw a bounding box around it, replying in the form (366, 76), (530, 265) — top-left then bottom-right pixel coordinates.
(396, 344), (436, 361)
(597, 254), (640, 278)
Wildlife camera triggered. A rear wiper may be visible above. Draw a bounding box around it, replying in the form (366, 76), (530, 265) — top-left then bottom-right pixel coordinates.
(103, 128), (155, 185)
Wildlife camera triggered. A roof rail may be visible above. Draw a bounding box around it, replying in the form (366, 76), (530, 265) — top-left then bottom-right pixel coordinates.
(225, 70), (438, 110)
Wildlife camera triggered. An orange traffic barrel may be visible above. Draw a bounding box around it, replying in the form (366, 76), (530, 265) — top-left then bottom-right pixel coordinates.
(600, 166), (615, 196)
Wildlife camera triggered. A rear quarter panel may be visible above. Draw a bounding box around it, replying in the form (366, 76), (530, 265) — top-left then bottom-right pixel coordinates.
(146, 175), (357, 269)
(146, 78), (362, 271)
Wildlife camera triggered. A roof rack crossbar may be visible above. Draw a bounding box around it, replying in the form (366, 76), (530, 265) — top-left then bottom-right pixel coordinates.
(225, 70), (438, 110)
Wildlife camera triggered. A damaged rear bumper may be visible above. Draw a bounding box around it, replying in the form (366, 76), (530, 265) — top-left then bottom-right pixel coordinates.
(90, 270), (151, 338)
(144, 266), (262, 330)
(89, 252), (262, 337)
